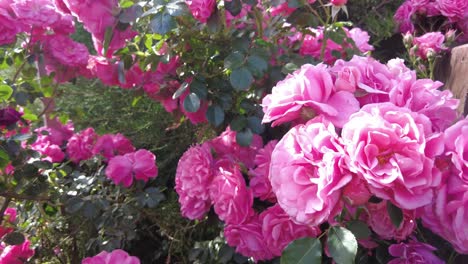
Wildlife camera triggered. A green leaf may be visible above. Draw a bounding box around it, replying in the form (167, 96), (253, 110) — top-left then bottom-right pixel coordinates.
(150, 12), (176, 35)
(102, 26), (114, 56)
(282, 62), (298, 74)
(287, 0), (303, 8)
(218, 244), (235, 263)
(224, 52), (244, 70)
(120, 0), (134, 8)
(230, 116), (247, 131)
(230, 67), (253, 91)
(225, 0), (242, 16)
(190, 79), (208, 100)
(281, 237), (322, 264)
(387, 201), (403, 228)
(118, 61), (126, 84)
(183, 92), (201, 113)
(0, 84), (13, 100)
(3, 232), (25, 246)
(0, 149), (9, 169)
(346, 220), (371, 239)
(247, 116), (264, 134)
(246, 55), (268, 77)
(236, 128), (253, 147)
(206, 105), (224, 127)
(172, 82), (189, 99)
(166, 0), (189, 16)
(327, 226), (358, 264)
(119, 5), (143, 23)
(65, 197), (84, 214)
(82, 201), (98, 219)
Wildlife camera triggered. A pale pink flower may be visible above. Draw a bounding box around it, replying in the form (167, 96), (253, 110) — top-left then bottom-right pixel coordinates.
(186, 0), (215, 23)
(81, 249), (140, 264)
(0, 239), (35, 264)
(249, 140), (278, 202)
(388, 240), (444, 264)
(209, 159), (254, 224)
(260, 204), (320, 256)
(175, 143), (214, 220)
(349, 28), (374, 53)
(66, 128), (98, 163)
(443, 117), (468, 184)
(105, 149), (158, 187)
(269, 117), (352, 225)
(366, 201), (417, 241)
(299, 28), (343, 64)
(342, 103), (442, 210)
(92, 134), (135, 159)
(224, 216), (274, 261)
(342, 176), (372, 206)
(412, 32), (446, 60)
(262, 63), (360, 128)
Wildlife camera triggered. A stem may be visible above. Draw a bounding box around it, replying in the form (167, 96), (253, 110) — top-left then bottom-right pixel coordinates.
(0, 197), (12, 225)
(12, 60), (27, 83)
(0, 192), (51, 201)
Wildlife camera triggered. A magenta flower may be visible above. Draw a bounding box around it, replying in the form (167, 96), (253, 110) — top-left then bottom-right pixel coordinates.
(224, 216), (274, 261)
(0, 1), (27, 45)
(185, 0), (215, 23)
(66, 128), (98, 163)
(412, 32), (446, 60)
(262, 63), (360, 128)
(260, 204), (320, 257)
(93, 134), (135, 159)
(342, 176), (372, 206)
(331, 0), (347, 6)
(175, 143), (214, 220)
(209, 159), (254, 225)
(0, 107), (22, 127)
(366, 201), (416, 241)
(388, 240), (444, 264)
(394, 2), (415, 33)
(444, 117), (468, 184)
(269, 117), (352, 225)
(11, 0), (61, 27)
(342, 103), (442, 210)
(45, 34), (90, 67)
(0, 208), (17, 239)
(249, 140), (278, 202)
(0, 239), (35, 264)
(105, 149), (158, 187)
(436, 0), (467, 22)
(82, 249), (140, 264)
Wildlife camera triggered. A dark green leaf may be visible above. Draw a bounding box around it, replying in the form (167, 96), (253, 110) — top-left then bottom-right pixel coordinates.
(282, 62), (298, 74)
(172, 82), (189, 99)
(0, 149), (9, 169)
(246, 55), (268, 77)
(150, 12), (176, 35)
(287, 0), (302, 8)
(218, 244), (235, 263)
(190, 79), (208, 100)
(346, 220), (371, 239)
(82, 201), (98, 219)
(387, 201), (403, 228)
(230, 116), (247, 131)
(103, 27), (113, 56)
(65, 197), (84, 214)
(247, 116), (264, 134)
(225, 0), (242, 16)
(183, 92), (201, 113)
(32, 160), (53, 169)
(3, 232), (25, 245)
(236, 128), (253, 147)
(224, 52), (244, 70)
(0, 84), (13, 100)
(118, 61), (126, 84)
(242, 0), (257, 6)
(325, 26), (347, 45)
(281, 237), (322, 264)
(141, 7), (160, 17)
(230, 67), (253, 91)
(145, 187), (165, 208)
(207, 9), (220, 32)
(327, 226), (358, 264)
(14, 91), (29, 106)
(119, 5), (143, 23)
(166, 0), (189, 16)
(206, 105), (224, 127)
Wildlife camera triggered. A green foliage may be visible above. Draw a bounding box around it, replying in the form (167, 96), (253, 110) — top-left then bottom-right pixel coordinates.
(327, 227), (358, 264)
(281, 237), (322, 264)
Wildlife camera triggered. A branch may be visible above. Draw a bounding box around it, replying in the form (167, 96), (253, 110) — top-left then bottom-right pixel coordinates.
(0, 192), (51, 202)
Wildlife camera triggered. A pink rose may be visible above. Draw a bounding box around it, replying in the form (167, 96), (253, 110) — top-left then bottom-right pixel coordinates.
(260, 204), (320, 256)
(186, 0), (215, 23)
(0, 239), (35, 264)
(412, 32), (446, 60)
(0, 208), (16, 238)
(224, 216), (274, 261)
(366, 201), (416, 241)
(436, 0), (467, 22)
(92, 28), (138, 57)
(45, 34), (90, 67)
(349, 28), (374, 53)
(208, 126), (263, 169)
(179, 89), (209, 125)
(105, 149), (158, 187)
(342, 103), (442, 210)
(299, 28), (343, 64)
(0, 3), (27, 45)
(209, 159), (254, 225)
(331, 0), (347, 6)
(342, 176), (372, 206)
(269, 117), (352, 225)
(86, 56), (119, 86)
(175, 143), (214, 220)
(394, 2), (415, 33)
(82, 249), (140, 264)
(66, 128), (98, 163)
(249, 140), (278, 202)
(44, 118), (74, 145)
(262, 63), (360, 128)
(92, 134), (135, 159)
(388, 240), (444, 264)
(443, 117), (468, 184)
(422, 174), (468, 254)
(11, 0), (61, 27)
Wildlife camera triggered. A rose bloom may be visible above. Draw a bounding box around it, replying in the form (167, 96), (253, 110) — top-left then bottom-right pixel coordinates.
(249, 140), (278, 202)
(208, 126), (263, 169)
(342, 103), (442, 210)
(209, 159), (254, 225)
(349, 28), (374, 53)
(444, 117), (468, 184)
(175, 143), (214, 220)
(436, 0), (467, 22)
(45, 34), (89, 67)
(66, 127), (98, 163)
(342, 176), (372, 206)
(0, 208), (16, 238)
(262, 63), (360, 128)
(224, 216), (274, 261)
(82, 249), (140, 264)
(269, 117), (352, 225)
(412, 32), (446, 60)
(331, 0), (347, 6)
(366, 201), (417, 241)
(260, 204), (320, 257)
(11, 0), (62, 27)
(92, 134), (135, 159)
(388, 240), (444, 264)
(0, 239), (35, 264)
(179, 89), (209, 125)
(422, 175), (468, 254)
(0, 2), (27, 46)
(394, 1), (415, 33)
(0, 107), (22, 127)
(186, 0), (215, 23)
(299, 28), (344, 64)
(106, 149), (157, 187)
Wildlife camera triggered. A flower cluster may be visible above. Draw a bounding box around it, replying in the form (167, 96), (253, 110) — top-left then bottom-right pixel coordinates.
(82, 249), (140, 264)
(0, 208), (35, 263)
